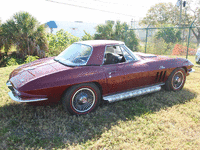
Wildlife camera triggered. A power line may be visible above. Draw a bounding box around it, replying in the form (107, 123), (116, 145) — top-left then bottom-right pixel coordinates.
(46, 0), (135, 17)
(92, 0), (135, 8)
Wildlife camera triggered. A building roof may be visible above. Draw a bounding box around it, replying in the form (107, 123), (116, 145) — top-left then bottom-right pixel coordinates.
(46, 21), (57, 28)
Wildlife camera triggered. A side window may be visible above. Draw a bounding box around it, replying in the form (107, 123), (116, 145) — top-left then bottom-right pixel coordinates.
(104, 45), (126, 65)
(120, 46), (134, 62)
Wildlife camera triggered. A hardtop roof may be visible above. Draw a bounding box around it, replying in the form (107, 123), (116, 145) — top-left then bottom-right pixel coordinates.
(76, 40), (124, 47)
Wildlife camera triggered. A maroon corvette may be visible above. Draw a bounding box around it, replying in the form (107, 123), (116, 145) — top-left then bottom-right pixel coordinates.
(7, 40), (194, 115)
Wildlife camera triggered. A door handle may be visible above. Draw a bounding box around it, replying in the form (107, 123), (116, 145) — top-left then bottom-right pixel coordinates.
(108, 71), (117, 78)
(109, 72), (112, 78)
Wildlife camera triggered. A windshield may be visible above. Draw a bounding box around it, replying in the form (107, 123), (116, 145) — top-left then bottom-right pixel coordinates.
(123, 45), (140, 60)
(54, 43), (93, 66)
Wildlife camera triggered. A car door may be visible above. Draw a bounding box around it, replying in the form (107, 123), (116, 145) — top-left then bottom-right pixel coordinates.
(119, 45), (151, 90)
(102, 45), (128, 94)
(102, 63), (129, 94)
(102, 45), (150, 94)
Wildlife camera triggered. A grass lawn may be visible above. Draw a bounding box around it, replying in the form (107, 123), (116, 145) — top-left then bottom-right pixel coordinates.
(0, 56), (199, 149)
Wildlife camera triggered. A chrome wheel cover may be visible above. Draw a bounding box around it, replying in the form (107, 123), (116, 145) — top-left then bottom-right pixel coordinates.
(172, 71), (184, 90)
(72, 88), (95, 113)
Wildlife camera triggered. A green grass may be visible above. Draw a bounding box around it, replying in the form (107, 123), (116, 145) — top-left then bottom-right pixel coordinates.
(0, 56), (200, 149)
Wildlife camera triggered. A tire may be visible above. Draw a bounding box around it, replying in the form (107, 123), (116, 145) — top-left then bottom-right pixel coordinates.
(165, 68), (186, 91)
(197, 59), (200, 64)
(62, 83), (101, 115)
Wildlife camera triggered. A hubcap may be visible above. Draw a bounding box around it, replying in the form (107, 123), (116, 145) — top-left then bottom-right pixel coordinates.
(72, 88), (95, 113)
(172, 71), (184, 90)
(80, 96), (87, 103)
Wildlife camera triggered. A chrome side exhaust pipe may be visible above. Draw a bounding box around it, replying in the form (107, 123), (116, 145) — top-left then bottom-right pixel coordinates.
(103, 84), (164, 103)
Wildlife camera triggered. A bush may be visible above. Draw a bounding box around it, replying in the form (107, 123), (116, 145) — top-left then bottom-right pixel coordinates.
(25, 55), (39, 63)
(140, 37), (175, 55)
(3, 55), (38, 67)
(3, 52), (24, 67)
(149, 38), (175, 55)
(47, 29), (80, 57)
(82, 30), (94, 41)
(6, 58), (19, 66)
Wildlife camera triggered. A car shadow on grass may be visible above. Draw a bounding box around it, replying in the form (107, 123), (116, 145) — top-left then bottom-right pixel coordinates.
(0, 88), (197, 149)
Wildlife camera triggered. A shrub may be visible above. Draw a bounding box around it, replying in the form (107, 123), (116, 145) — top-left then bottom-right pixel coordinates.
(47, 29), (80, 57)
(6, 58), (18, 66)
(25, 55), (39, 63)
(82, 30), (94, 41)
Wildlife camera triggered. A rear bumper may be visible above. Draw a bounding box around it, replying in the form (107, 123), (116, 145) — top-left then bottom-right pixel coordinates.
(7, 81), (48, 102)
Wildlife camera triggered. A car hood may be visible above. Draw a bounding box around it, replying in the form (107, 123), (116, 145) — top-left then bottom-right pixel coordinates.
(134, 52), (157, 59)
(134, 52), (194, 71)
(9, 57), (54, 78)
(134, 52), (170, 61)
(9, 57), (72, 88)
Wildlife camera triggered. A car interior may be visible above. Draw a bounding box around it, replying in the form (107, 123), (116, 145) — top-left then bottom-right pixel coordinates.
(103, 46), (127, 65)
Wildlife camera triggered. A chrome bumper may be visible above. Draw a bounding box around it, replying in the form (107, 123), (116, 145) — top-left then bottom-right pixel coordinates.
(8, 91), (48, 102)
(7, 81), (48, 102)
(6, 80), (12, 87)
(189, 68), (195, 73)
(6, 80), (13, 91)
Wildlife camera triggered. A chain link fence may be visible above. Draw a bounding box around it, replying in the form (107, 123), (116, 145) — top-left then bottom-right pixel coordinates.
(129, 24), (199, 59)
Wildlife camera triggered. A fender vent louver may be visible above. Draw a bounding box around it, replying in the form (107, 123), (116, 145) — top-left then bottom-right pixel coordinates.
(156, 71), (166, 82)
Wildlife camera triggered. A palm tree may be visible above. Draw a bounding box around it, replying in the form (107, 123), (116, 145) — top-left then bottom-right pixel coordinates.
(94, 21), (139, 51)
(1, 12), (48, 58)
(0, 20), (3, 58)
(0, 18), (3, 51)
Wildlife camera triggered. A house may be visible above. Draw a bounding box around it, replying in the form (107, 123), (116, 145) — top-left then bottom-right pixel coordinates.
(45, 20), (150, 40)
(46, 21), (98, 38)
(45, 21), (58, 33)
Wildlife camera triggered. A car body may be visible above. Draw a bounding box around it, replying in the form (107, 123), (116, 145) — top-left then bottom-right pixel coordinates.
(195, 47), (200, 63)
(7, 40), (194, 115)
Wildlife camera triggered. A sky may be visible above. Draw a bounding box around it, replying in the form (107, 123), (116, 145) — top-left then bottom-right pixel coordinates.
(0, 0), (179, 24)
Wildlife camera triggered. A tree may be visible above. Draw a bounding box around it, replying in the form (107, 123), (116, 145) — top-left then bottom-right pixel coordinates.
(0, 11), (48, 58)
(155, 25), (181, 43)
(140, 1), (200, 46)
(185, 0), (200, 46)
(0, 19), (3, 51)
(125, 30), (139, 51)
(95, 21), (139, 51)
(95, 20), (115, 40)
(140, 3), (179, 27)
(47, 29), (79, 56)
(82, 30), (94, 41)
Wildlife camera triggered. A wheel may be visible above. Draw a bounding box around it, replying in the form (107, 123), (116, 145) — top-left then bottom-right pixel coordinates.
(62, 83), (101, 115)
(197, 59), (200, 64)
(165, 68), (186, 91)
(195, 56), (200, 64)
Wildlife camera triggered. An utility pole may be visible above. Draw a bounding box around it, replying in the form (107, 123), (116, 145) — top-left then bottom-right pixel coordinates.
(179, 0), (183, 26)
(131, 19), (133, 29)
